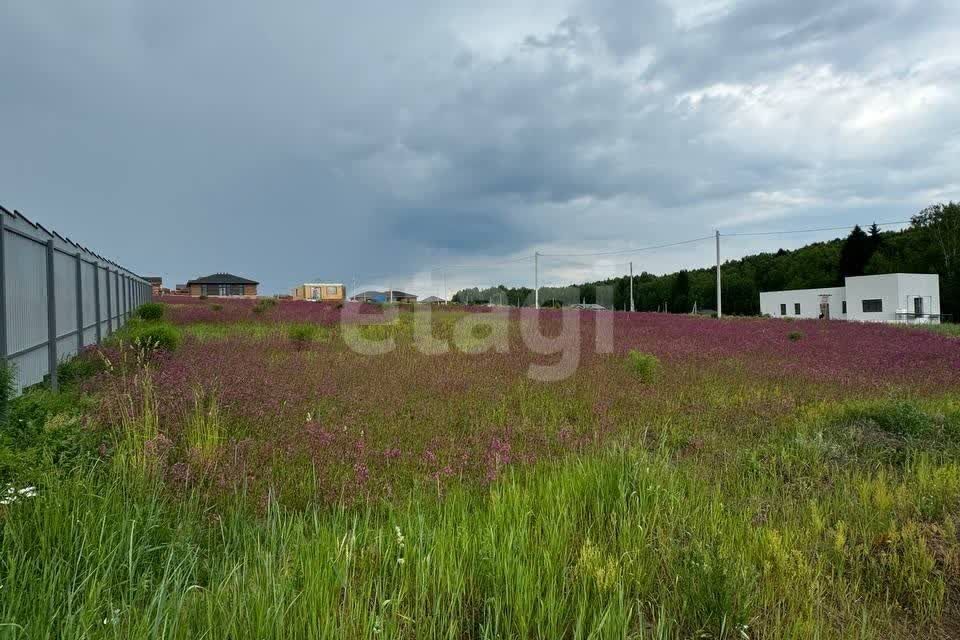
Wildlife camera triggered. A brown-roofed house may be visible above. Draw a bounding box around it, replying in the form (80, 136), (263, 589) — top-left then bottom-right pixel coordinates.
(186, 273), (259, 298)
(144, 277), (163, 297)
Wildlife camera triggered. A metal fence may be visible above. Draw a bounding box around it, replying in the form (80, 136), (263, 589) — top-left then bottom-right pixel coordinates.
(0, 206), (152, 394)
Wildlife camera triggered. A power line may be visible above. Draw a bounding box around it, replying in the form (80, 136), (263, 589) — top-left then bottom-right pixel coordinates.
(539, 234), (715, 258)
(349, 216), (918, 296)
(429, 254), (535, 272)
(722, 219), (912, 237)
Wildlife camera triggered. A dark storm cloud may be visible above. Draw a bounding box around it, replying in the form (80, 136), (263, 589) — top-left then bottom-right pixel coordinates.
(1, 0), (958, 294)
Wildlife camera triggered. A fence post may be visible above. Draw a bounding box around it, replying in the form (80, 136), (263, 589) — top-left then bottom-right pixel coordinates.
(75, 252), (84, 352)
(94, 264), (102, 343)
(105, 269), (112, 336)
(0, 212), (7, 360)
(46, 239), (58, 391)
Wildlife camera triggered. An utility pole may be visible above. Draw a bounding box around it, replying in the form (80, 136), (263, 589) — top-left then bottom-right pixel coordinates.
(443, 272), (447, 302)
(629, 261), (635, 312)
(534, 251), (539, 310)
(715, 229), (722, 319)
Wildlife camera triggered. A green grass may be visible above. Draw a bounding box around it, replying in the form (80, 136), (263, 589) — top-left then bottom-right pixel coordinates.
(180, 321), (334, 344)
(0, 359), (14, 427)
(287, 323), (332, 349)
(913, 322), (960, 338)
(0, 385), (98, 486)
(186, 390), (222, 463)
(2, 392), (959, 638)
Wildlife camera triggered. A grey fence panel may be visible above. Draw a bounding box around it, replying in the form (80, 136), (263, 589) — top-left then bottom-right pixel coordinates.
(98, 266), (110, 337)
(5, 232), (49, 394)
(81, 260), (97, 346)
(112, 271), (121, 327)
(113, 271), (123, 329)
(54, 250), (78, 341)
(1, 206), (150, 394)
(5, 232), (48, 357)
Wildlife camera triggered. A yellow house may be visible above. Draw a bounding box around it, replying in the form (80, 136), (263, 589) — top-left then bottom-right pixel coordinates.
(293, 283), (346, 302)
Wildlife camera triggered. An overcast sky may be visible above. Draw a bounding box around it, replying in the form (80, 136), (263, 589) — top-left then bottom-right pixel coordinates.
(2, 0), (958, 296)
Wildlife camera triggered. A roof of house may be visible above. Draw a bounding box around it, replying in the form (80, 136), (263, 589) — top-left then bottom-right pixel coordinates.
(144, 276), (162, 284)
(351, 289), (417, 300)
(570, 303), (608, 310)
(420, 296), (446, 303)
(187, 273), (259, 286)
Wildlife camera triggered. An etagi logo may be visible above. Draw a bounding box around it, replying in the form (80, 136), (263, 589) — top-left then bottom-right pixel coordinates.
(339, 286), (615, 382)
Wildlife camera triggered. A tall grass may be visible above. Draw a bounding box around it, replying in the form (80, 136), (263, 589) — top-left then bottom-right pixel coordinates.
(0, 359), (14, 427)
(111, 368), (161, 482)
(2, 430), (958, 638)
(912, 322), (960, 338)
(187, 389), (222, 463)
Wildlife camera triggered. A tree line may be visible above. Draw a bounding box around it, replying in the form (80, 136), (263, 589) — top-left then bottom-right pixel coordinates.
(451, 202), (960, 320)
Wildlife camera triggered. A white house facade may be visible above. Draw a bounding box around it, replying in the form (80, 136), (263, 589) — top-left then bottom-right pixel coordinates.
(759, 273), (941, 323)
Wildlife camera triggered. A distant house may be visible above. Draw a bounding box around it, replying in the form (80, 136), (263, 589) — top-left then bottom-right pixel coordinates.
(419, 296), (447, 304)
(186, 273), (259, 298)
(144, 276), (163, 297)
(759, 273), (942, 323)
(293, 283), (346, 302)
(350, 290), (418, 303)
(570, 303), (608, 311)
(350, 290), (384, 303)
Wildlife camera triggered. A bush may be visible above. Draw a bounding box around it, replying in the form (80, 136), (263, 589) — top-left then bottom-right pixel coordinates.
(0, 387), (98, 484)
(860, 400), (935, 439)
(56, 351), (104, 387)
(252, 298), (277, 314)
(625, 351), (660, 383)
(288, 324), (318, 349)
(788, 331), (803, 341)
(129, 323), (181, 352)
(0, 359), (14, 427)
(135, 302), (165, 321)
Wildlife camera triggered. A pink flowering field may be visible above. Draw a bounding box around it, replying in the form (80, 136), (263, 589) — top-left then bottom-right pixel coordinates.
(6, 296), (960, 639)
(112, 297), (957, 502)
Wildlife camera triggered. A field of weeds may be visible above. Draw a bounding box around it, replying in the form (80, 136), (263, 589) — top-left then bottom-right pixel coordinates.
(2, 297), (960, 639)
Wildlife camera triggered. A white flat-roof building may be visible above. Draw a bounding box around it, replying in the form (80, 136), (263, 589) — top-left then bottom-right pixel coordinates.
(759, 273), (941, 323)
